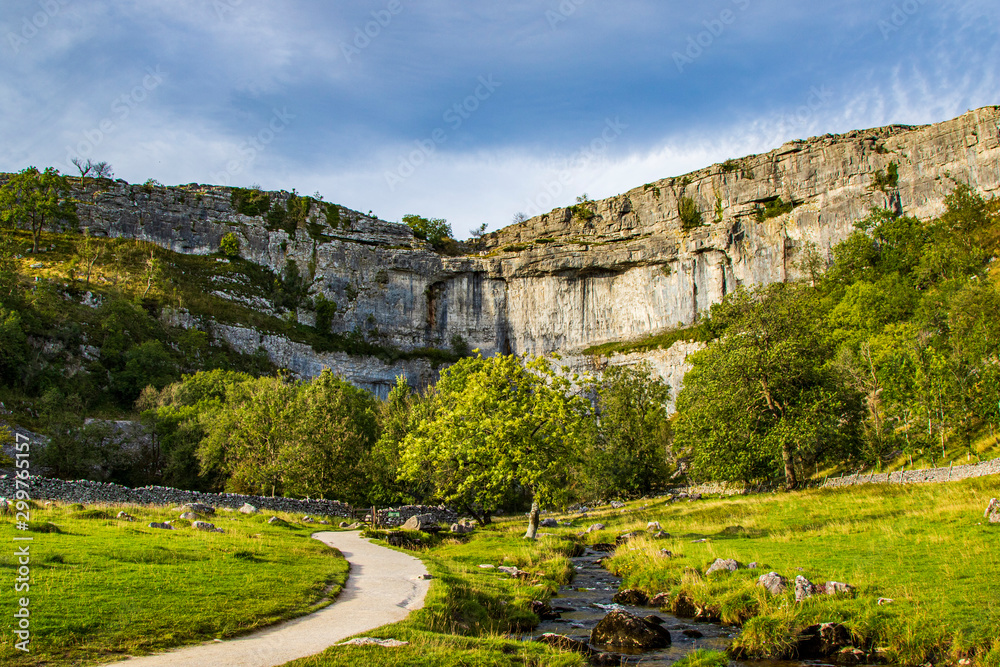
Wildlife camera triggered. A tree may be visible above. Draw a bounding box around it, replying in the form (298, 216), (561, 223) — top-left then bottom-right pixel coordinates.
(403, 214), (452, 250)
(71, 158), (113, 187)
(0, 231), (23, 306)
(77, 227), (104, 289)
(219, 232), (240, 259)
(366, 376), (434, 506)
(399, 354), (591, 538)
(0, 167), (77, 252)
(585, 364), (672, 498)
(674, 284), (862, 489)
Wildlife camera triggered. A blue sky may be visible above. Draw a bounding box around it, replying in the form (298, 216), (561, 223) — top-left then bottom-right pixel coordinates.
(1, 1), (997, 238)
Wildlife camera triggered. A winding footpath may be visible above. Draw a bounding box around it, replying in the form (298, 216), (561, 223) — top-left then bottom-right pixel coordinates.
(102, 531), (430, 667)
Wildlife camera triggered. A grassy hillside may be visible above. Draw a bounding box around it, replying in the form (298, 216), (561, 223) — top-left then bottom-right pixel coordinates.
(0, 502), (349, 666)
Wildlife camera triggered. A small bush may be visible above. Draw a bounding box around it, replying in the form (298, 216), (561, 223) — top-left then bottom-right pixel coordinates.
(872, 162), (900, 192)
(219, 233), (240, 259)
(754, 197), (796, 222)
(679, 196), (704, 230)
(674, 649), (730, 667)
(231, 188), (271, 217)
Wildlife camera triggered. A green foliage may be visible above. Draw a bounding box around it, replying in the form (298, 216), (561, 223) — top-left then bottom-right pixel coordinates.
(272, 259), (308, 313)
(450, 333), (471, 358)
(197, 369), (378, 503)
(230, 187), (271, 217)
(570, 194), (596, 223)
(399, 354), (591, 526)
(313, 293), (336, 333)
(754, 197), (795, 222)
(675, 283), (863, 488)
(714, 194), (724, 223)
(583, 364), (672, 498)
(872, 161), (900, 192)
(403, 214), (453, 251)
(219, 232), (240, 259)
(266, 191), (314, 237)
(721, 159), (740, 174)
(644, 182), (662, 198)
(0, 307), (27, 384)
(0, 166), (77, 252)
(678, 196), (704, 230)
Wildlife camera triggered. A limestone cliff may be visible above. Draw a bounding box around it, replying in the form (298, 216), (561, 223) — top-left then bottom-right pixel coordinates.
(61, 106), (1000, 394)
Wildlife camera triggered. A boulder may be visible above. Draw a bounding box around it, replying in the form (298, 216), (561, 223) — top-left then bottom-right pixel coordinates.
(615, 531), (644, 546)
(116, 511), (135, 522)
(671, 592), (697, 618)
(757, 572), (789, 596)
(192, 520), (224, 533)
(267, 516), (288, 525)
(402, 513), (435, 531)
(539, 518), (559, 528)
(530, 600), (561, 620)
(795, 622), (853, 658)
(647, 521), (662, 531)
(643, 615), (665, 625)
(610, 501), (626, 509)
(705, 558), (742, 576)
(825, 581), (855, 596)
(649, 592), (671, 607)
(586, 523), (605, 533)
(590, 610), (671, 649)
(179, 511), (199, 520)
(339, 521), (349, 528)
(148, 522), (173, 530)
(301, 516), (314, 523)
(986, 498), (1000, 523)
(181, 503), (215, 515)
(239, 503), (259, 514)
(611, 589), (649, 606)
(795, 575), (816, 602)
(683, 629), (704, 638)
(748, 561), (760, 569)
(659, 549), (673, 558)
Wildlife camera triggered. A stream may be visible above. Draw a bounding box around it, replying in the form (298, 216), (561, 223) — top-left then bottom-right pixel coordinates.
(534, 546), (814, 667)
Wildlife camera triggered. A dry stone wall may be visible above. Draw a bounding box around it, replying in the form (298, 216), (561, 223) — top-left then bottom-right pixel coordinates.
(821, 457), (1000, 488)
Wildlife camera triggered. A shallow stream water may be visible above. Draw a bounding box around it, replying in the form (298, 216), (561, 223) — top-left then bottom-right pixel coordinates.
(534, 546), (818, 667)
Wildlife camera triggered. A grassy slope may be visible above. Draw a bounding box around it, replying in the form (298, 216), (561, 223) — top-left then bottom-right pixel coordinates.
(0, 503), (349, 666)
(284, 524), (587, 667)
(585, 478), (1000, 665)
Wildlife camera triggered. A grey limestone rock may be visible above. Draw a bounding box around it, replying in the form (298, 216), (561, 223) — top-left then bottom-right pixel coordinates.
(757, 572), (788, 596)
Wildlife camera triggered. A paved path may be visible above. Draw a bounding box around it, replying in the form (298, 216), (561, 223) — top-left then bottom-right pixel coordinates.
(103, 531), (429, 667)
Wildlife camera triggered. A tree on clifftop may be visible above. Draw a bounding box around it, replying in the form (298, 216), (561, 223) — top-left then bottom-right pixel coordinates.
(399, 354), (590, 538)
(0, 167), (77, 252)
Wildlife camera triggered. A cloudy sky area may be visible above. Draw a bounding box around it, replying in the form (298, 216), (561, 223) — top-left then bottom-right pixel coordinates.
(1, 0), (998, 237)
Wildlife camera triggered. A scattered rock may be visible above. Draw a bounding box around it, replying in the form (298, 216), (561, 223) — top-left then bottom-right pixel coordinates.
(267, 516), (288, 525)
(671, 592), (697, 618)
(590, 609), (671, 649)
(682, 629), (704, 638)
(795, 575), (816, 602)
(192, 520), (224, 533)
(757, 572), (788, 596)
(643, 615), (665, 625)
(238, 503), (259, 514)
(531, 600), (561, 620)
(302, 515), (314, 523)
(416, 573), (432, 580)
(116, 511), (135, 522)
(691, 538), (707, 543)
(615, 531), (644, 546)
(748, 561), (760, 569)
(659, 549), (673, 558)
(825, 581), (855, 596)
(877, 597), (894, 606)
(586, 523), (605, 533)
(540, 518), (559, 528)
(795, 622), (853, 658)
(536, 633), (595, 657)
(148, 522), (173, 530)
(318, 520), (330, 525)
(181, 502), (215, 515)
(647, 521), (661, 531)
(402, 513), (435, 531)
(611, 589), (649, 606)
(836, 647), (868, 664)
(688, 493), (702, 501)
(652, 531), (670, 539)
(336, 637), (409, 647)
(610, 501), (626, 509)
(649, 592), (671, 607)
(477, 564), (495, 569)
(705, 558), (742, 576)
(339, 521), (349, 528)
(450, 522), (475, 534)
(497, 566), (524, 577)
(179, 511), (199, 520)
(347, 522), (362, 529)
(985, 498), (1000, 523)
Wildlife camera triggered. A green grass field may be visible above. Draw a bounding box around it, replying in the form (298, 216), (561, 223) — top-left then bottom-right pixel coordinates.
(0, 502), (349, 666)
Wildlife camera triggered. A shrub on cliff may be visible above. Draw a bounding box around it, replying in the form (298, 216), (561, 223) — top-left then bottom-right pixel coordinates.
(403, 214), (453, 251)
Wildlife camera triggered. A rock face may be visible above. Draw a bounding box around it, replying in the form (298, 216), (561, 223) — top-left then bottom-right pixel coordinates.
(705, 558), (742, 576)
(591, 609), (672, 649)
(36, 108), (998, 398)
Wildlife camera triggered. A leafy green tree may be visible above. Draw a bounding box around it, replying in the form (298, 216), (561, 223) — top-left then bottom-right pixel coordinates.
(585, 364), (672, 498)
(403, 214), (452, 250)
(0, 167), (77, 252)
(219, 232), (240, 259)
(112, 340), (179, 404)
(675, 284), (862, 488)
(0, 232), (23, 306)
(0, 308), (27, 384)
(399, 354), (591, 538)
